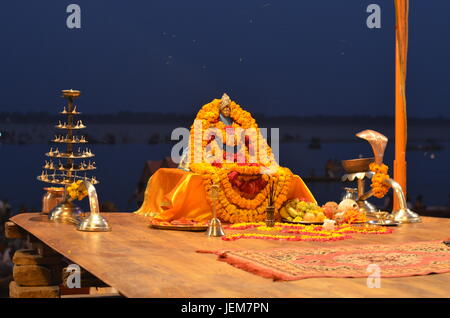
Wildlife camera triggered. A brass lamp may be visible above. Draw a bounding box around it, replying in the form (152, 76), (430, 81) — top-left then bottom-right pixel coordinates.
(77, 181), (111, 232)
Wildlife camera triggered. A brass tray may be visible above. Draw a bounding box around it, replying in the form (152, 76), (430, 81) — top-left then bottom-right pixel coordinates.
(282, 219), (366, 225)
(366, 220), (399, 226)
(281, 218), (323, 225)
(341, 157), (374, 173)
(149, 222), (208, 232)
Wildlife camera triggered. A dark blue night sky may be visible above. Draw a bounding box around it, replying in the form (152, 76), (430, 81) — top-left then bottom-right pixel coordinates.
(1, 0), (449, 117)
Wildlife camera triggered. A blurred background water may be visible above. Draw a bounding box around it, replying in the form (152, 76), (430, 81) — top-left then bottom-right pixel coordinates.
(1, 139), (447, 213)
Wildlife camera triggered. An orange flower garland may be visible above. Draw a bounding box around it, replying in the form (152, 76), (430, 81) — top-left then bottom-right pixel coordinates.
(187, 99), (291, 223)
(369, 163), (390, 198)
(222, 222), (393, 242)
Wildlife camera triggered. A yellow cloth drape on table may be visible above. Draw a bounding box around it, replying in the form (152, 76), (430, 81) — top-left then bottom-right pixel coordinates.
(135, 168), (316, 222)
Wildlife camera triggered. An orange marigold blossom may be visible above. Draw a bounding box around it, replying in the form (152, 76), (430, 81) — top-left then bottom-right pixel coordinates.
(221, 222), (393, 241)
(187, 99), (292, 223)
(369, 163), (390, 198)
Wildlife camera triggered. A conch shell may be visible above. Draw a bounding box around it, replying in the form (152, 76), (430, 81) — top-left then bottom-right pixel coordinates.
(356, 130), (388, 164)
(338, 199), (359, 212)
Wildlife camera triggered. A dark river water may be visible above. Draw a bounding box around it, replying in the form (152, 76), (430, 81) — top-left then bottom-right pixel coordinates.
(1, 141), (448, 212)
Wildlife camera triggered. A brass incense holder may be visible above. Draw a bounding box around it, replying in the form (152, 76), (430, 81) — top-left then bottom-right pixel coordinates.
(265, 206), (275, 227)
(265, 177), (276, 227)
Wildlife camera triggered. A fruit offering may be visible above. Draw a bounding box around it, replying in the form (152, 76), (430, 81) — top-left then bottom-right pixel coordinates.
(322, 201), (339, 219)
(279, 198), (326, 223)
(321, 200), (367, 224)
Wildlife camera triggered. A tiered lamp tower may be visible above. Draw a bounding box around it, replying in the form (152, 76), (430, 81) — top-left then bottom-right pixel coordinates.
(37, 89), (98, 224)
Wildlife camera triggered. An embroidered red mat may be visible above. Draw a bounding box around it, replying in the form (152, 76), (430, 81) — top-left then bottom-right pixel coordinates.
(198, 240), (450, 281)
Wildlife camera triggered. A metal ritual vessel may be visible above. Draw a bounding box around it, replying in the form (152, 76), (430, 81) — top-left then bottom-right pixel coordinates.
(265, 206), (275, 227)
(206, 184), (225, 237)
(37, 89), (98, 224)
(265, 178), (276, 227)
(341, 171), (378, 214)
(48, 200), (84, 225)
(77, 181), (111, 232)
(342, 130), (420, 223)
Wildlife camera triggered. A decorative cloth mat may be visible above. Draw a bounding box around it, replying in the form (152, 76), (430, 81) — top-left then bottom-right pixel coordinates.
(198, 240), (450, 281)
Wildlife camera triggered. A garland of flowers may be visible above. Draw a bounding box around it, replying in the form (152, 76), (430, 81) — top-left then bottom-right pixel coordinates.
(219, 168), (269, 210)
(187, 99), (292, 223)
(223, 233), (349, 242)
(188, 99), (274, 165)
(67, 180), (88, 201)
(221, 222), (393, 242)
(369, 163), (390, 198)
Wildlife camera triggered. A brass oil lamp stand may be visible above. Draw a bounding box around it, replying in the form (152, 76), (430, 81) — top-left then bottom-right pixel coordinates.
(37, 89), (99, 224)
(342, 130), (421, 224)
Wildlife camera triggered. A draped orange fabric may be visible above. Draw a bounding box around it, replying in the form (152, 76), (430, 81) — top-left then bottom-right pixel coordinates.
(394, 0), (409, 209)
(135, 168), (316, 222)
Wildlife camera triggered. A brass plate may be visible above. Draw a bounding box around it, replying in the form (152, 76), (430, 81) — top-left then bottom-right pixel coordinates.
(281, 218), (323, 225)
(366, 220), (399, 226)
(149, 224), (208, 232)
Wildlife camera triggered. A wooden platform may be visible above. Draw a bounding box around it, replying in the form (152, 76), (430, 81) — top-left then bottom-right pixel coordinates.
(10, 213), (450, 298)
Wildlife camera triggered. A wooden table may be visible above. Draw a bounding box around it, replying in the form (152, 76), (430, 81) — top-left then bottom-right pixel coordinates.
(10, 213), (450, 298)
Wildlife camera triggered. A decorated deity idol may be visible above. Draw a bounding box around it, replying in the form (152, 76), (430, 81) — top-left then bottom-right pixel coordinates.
(136, 94), (315, 223)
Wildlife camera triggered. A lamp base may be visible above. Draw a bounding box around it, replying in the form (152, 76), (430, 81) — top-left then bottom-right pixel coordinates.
(48, 200), (84, 224)
(77, 213), (111, 232)
(392, 208), (421, 223)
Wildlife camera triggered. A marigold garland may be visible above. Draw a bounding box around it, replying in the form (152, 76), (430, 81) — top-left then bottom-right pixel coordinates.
(187, 99), (292, 223)
(222, 233), (349, 242)
(222, 222), (393, 242)
(67, 180), (88, 201)
(369, 163), (390, 198)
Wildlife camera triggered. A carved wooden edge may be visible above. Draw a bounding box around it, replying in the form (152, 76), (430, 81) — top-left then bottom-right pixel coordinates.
(62, 266), (109, 288)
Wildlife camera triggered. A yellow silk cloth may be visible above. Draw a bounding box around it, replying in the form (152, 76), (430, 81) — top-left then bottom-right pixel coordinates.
(135, 168), (316, 222)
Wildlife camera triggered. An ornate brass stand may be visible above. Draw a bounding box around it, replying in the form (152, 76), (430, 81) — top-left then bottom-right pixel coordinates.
(342, 130), (421, 224)
(341, 172), (378, 215)
(48, 200), (84, 224)
(38, 89), (99, 224)
(77, 181), (111, 232)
